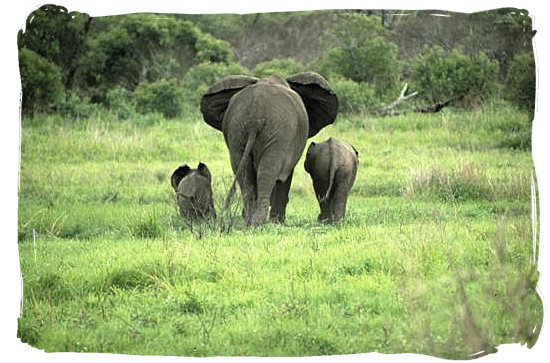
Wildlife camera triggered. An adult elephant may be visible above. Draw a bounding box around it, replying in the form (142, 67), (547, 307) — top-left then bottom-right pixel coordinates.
(200, 72), (338, 226)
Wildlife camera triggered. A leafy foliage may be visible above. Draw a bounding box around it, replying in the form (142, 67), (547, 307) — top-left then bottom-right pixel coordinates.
(317, 14), (401, 99)
(195, 33), (235, 64)
(17, 4), (91, 88)
(132, 79), (183, 118)
(330, 78), (377, 114)
(57, 91), (102, 119)
(411, 46), (499, 105)
(105, 87), (136, 120)
(78, 15), (200, 101)
(17, 8), (535, 117)
(18, 48), (63, 114)
(253, 58), (306, 78)
(182, 62), (250, 105)
(505, 51), (536, 115)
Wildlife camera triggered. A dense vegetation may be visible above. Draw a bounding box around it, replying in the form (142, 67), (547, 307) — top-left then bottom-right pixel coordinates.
(18, 6), (535, 118)
(17, 5), (540, 359)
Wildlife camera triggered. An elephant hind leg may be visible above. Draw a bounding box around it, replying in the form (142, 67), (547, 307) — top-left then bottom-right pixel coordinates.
(249, 165), (279, 226)
(235, 159), (257, 225)
(327, 181), (351, 222)
(313, 178), (332, 222)
(317, 199), (332, 223)
(269, 172), (294, 224)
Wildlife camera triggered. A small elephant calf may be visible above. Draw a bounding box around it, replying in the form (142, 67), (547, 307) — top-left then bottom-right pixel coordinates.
(304, 138), (358, 223)
(171, 162), (216, 219)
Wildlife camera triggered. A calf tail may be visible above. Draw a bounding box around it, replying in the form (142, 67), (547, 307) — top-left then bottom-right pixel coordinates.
(321, 140), (335, 203)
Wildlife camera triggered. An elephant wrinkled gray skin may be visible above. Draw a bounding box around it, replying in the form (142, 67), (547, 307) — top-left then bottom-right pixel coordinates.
(304, 138), (358, 223)
(200, 72), (338, 226)
(171, 162), (216, 219)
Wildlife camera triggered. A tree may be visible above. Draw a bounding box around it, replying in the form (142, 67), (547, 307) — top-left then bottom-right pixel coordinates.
(318, 13), (401, 99)
(195, 33), (235, 64)
(78, 14), (199, 100)
(17, 4), (91, 89)
(411, 46), (499, 105)
(19, 48), (63, 114)
(505, 51), (536, 115)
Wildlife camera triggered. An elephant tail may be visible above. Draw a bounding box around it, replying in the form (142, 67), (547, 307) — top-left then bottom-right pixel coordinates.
(321, 139), (336, 202)
(222, 129), (257, 211)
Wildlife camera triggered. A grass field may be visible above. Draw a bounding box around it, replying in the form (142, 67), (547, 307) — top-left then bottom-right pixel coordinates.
(17, 100), (542, 358)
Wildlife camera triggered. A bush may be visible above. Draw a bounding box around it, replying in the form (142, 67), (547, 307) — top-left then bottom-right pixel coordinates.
(183, 62), (250, 105)
(19, 48), (64, 114)
(411, 46), (499, 106)
(331, 78), (377, 114)
(253, 58), (306, 78)
(317, 14), (401, 99)
(105, 86), (135, 120)
(57, 91), (103, 119)
(505, 51), (536, 115)
(195, 33), (235, 64)
(132, 79), (183, 118)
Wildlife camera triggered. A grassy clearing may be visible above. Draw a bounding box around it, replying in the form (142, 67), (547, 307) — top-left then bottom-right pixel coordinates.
(17, 102), (541, 358)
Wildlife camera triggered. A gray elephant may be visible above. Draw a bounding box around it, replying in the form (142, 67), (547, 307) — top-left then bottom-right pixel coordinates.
(200, 72), (338, 226)
(304, 138), (358, 223)
(171, 162), (216, 219)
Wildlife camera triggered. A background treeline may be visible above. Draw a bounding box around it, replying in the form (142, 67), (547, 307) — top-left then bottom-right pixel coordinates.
(18, 5), (536, 119)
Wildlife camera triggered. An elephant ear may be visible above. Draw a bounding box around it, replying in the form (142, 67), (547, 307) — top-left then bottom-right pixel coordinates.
(351, 145), (359, 158)
(200, 75), (259, 131)
(304, 142), (316, 174)
(197, 162), (212, 182)
(171, 164), (191, 192)
(286, 72), (339, 138)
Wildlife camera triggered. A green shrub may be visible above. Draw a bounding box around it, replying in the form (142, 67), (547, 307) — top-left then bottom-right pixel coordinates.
(411, 46), (499, 106)
(183, 62), (250, 105)
(505, 51), (536, 115)
(105, 86), (135, 120)
(317, 14), (401, 99)
(57, 91), (103, 119)
(331, 78), (377, 114)
(19, 48), (64, 114)
(195, 33), (235, 64)
(253, 58), (306, 78)
(132, 79), (182, 118)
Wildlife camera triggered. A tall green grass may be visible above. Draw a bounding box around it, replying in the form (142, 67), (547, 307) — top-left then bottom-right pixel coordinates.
(17, 101), (541, 358)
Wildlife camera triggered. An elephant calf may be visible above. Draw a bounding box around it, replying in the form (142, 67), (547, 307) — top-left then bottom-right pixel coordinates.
(171, 162), (216, 219)
(304, 138), (358, 223)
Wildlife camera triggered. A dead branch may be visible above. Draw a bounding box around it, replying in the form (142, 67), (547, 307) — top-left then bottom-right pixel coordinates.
(370, 83), (418, 116)
(414, 99), (452, 113)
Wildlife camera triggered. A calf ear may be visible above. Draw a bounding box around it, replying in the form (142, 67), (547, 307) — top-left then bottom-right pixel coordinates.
(304, 142), (316, 173)
(197, 162), (212, 182)
(351, 145), (359, 157)
(306, 141), (316, 154)
(171, 164), (191, 191)
(200, 75), (258, 131)
(287, 72), (339, 138)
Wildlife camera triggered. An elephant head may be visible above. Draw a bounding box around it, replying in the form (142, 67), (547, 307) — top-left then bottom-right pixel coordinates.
(171, 162), (216, 219)
(199, 72), (339, 226)
(200, 72), (339, 138)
